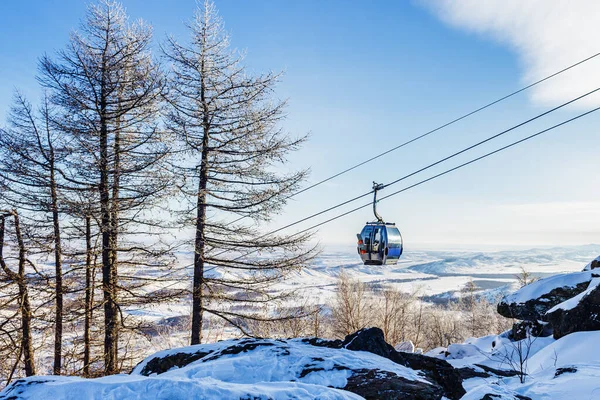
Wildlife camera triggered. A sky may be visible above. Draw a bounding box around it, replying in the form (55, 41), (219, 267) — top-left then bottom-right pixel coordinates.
(1, 0), (599, 250)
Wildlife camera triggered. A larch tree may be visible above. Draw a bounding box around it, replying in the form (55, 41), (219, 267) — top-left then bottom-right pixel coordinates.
(163, 0), (317, 345)
(38, 0), (169, 374)
(0, 93), (67, 374)
(0, 210), (36, 379)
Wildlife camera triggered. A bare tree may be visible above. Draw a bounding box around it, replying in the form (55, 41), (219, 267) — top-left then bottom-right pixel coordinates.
(0, 210), (36, 377)
(494, 329), (537, 383)
(163, 0), (317, 345)
(375, 287), (417, 346)
(0, 92), (68, 374)
(515, 266), (538, 288)
(39, 0), (169, 374)
(331, 271), (373, 337)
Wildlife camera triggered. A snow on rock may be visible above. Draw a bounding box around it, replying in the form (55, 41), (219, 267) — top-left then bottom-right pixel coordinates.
(2, 330), (467, 400)
(582, 255), (600, 271)
(546, 278), (600, 314)
(0, 376), (362, 400)
(445, 343), (481, 360)
(497, 271), (593, 321)
(546, 279), (600, 339)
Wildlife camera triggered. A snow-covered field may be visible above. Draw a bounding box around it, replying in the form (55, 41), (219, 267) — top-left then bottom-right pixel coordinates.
(254, 243), (600, 302)
(130, 244), (600, 322)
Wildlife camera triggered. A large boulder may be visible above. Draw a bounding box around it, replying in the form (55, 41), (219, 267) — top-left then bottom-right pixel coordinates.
(341, 327), (466, 400)
(546, 279), (600, 339)
(497, 271), (593, 321)
(130, 331), (460, 400)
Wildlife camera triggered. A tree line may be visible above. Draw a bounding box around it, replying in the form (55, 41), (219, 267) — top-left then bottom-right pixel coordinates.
(0, 0), (316, 381)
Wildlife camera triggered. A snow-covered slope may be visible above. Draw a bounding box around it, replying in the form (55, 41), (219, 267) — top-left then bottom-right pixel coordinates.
(430, 330), (600, 400)
(0, 334), (446, 400)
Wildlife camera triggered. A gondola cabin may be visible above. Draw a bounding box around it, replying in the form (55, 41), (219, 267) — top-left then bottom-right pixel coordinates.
(357, 222), (403, 265)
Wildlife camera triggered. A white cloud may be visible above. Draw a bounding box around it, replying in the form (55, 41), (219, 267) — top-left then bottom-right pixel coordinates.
(422, 0), (600, 108)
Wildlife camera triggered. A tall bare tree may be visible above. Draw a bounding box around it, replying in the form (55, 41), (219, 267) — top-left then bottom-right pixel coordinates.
(39, 0), (168, 374)
(163, 0), (317, 345)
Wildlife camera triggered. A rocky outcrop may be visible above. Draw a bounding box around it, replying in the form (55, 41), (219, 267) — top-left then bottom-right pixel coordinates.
(496, 255), (600, 342)
(130, 329), (465, 400)
(497, 272), (592, 321)
(546, 281), (600, 339)
(341, 327), (466, 400)
(583, 256), (600, 271)
(345, 369), (445, 400)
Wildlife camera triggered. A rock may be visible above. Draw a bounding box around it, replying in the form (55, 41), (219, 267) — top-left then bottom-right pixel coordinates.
(342, 327), (466, 400)
(138, 349), (212, 376)
(510, 320), (552, 341)
(456, 363), (524, 380)
(546, 280), (600, 339)
(497, 272), (592, 321)
(583, 256), (600, 271)
(481, 394), (532, 400)
(130, 333), (453, 400)
(395, 340), (415, 353)
(300, 337), (343, 349)
(472, 363), (524, 378)
(344, 368), (444, 400)
(456, 366), (492, 380)
(554, 366), (577, 377)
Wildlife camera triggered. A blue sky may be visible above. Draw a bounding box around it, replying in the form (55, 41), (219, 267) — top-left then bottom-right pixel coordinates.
(1, 0), (599, 249)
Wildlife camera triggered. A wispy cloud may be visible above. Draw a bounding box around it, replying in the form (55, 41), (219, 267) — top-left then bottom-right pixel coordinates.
(421, 0), (600, 108)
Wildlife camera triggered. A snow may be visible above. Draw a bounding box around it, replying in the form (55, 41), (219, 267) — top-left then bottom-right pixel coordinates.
(501, 271), (592, 305)
(445, 343), (481, 359)
(6, 246), (600, 399)
(527, 331), (600, 373)
(132, 338), (427, 386)
(0, 375), (363, 400)
(123, 245), (599, 327)
(444, 331), (600, 400)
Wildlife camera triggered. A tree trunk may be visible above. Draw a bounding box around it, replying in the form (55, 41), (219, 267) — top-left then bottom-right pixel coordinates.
(83, 215), (92, 377)
(0, 212), (36, 376)
(191, 78), (210, 345)
(99, 82), (118, 374)
(49, 151), (63, 375)
(191, 143), (209, 345)
(13, 212), (36, 376)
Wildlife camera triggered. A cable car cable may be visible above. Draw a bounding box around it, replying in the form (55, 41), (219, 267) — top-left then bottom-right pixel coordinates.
(226, 103), (600, 263)
(217, 84), (600, 255)
(293, 103), (600, 239)
(291, 51), (600, 198)
(224, 51), (600, 226)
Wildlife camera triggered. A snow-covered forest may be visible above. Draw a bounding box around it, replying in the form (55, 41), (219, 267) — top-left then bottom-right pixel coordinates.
(2, 1), (600, 399)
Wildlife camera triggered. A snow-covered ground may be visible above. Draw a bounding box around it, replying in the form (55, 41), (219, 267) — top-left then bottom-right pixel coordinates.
(6, 327), (600, 399)
(128, 244), (600, 322)
(438, 330), (600, 399)
(3, 244), (600, 399)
